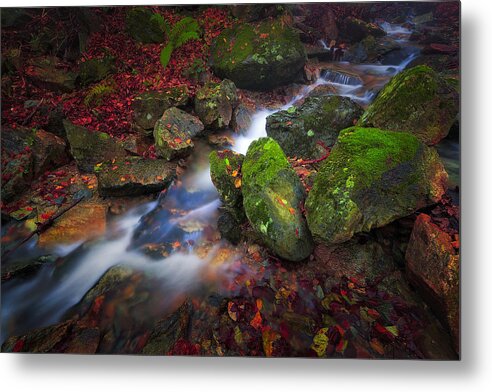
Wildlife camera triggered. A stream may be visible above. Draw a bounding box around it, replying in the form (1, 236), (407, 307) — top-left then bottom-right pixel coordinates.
(0, 21), (459, 346)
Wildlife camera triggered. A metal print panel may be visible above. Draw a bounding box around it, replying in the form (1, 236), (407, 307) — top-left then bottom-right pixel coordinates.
(0, 2), (460, 359)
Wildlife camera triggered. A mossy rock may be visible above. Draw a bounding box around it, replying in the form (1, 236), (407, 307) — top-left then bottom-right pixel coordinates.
(125, 7), (166, 44)
(194, 79), (238, 130)
(209, 149), (244, 220)
(210, 19), (306, 91)
(153, 108), (202, 160)
(242, 137), (314, 262)
(25, 56), (77, 92)
(63, 120), (126, 172)
(132, 86), (190, 131)
(340, 16), (386, 43)
(96, 157), (176, 197)
(266, 96), (363, 159)
(78, 56), (114, 86)
(344, 35), (401, 64)
(305, 127), (448, 245)
(358, 65), (459, 145)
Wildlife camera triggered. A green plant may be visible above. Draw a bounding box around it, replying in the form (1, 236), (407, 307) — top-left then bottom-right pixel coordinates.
(83, 81), (115, 107)
(182, 58), (206, 80)
(158, 16), (201, 70)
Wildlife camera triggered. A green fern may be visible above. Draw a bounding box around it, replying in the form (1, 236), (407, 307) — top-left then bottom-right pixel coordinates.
(159, 17), (201, 70)
(84, 82), (115, 107)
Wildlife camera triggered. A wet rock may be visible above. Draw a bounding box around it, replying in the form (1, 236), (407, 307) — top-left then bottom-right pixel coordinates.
(132, 86), (190, 132)
(78, 56), (114, 86)
(120, 133), (153, 156)
(153, 108), (203, 160)
(217, 209), (242, 245)
(38, 200), (107, 248)
(266, 96), (363, 159)
(305, 127), (448, 245)
(194, 79), (238, 130)
(406, 213), (459, 351)
(96, 157), (176, 197)
(413, 12), (434, 25)
(210, 19), (306, 91)
(408, 54), (458, 74)
(125, 7), (166, 44)
(25, 56), (77, 92)
(358, 65), (459, 145)
(231, 104), (253, 134)
(142, 300), (192, 355)
(209, 150), (245, 220)
(340, 17), (386, 43)
(242, 137), (314, 262)
(1, 150), (34, 203)
(344, 35), (401, 64)
(291, 3), (338, 43)
(230, 4), (283, 22)
(63, 325), (100, 354)
(1, 255), (57, 282)
(63, 120), (126, 172)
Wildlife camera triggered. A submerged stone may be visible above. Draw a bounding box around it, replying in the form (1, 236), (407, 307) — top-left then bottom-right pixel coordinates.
(305, 127), (448, 244)
(358, 65), (459, 145)
(266, 96), (363, 159)
(210, 19), (306, 91)
(242, 137), (313, 262)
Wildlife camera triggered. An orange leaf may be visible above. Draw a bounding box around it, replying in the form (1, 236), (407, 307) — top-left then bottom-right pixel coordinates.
(370, 338), (385, 355)
(120, 177), (126, 181)
(288, 207), (296, 215)
(234, 178), (242, 188)
(174, 137), (183, 144)
(250, 311), (262, 330)
(172, 241), (181, 249)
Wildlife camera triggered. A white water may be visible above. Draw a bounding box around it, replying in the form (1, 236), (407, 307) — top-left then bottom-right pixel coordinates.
(1, 23), (421, 343)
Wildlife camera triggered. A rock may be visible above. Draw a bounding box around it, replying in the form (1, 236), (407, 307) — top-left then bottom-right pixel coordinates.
(63, 120), (127, 172)
(209, 150), (244, 220)
(78, 56), (114, 86)
(120, 133), (152, 156)
(344, 35), (401, 64)
(413, 12), (434, 25)
(1, 153), (33, 203)
(125, 7), (166, 43)
(25, 56), (77, 92)
(340, 17), (386, 43)
(230, 4), (283, 22)
(132, 86), (190, 132)
(210, 19), (306, 91)
(266, 96), (363, 159)
(194, 79), (238, 130)
(407, 54), (458, 74)
(96, 157), (176, 197)
(38, 200), (107, 248)
(405, 213), (459, 351)
(358, 65), (459, 145)
(217, 209), (242, 245)
(291, 3), (338, 43)
(1, 255), (57, 282)
(242, 137), (314, 261)
(153, 108), (203, 160)
(231, 104), (253, 134)
(305, 127), (448, 245)
(142, 300), (192, 355)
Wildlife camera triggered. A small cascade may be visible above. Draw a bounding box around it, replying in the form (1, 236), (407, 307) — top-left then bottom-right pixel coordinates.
(320, 70), (363, 86)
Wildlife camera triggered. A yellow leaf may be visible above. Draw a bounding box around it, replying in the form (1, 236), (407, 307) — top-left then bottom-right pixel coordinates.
(120, 177), (126, 181)
(262, 328), (280, 357)
(231, 170), (238, 177)
(234, 178), (242, 188)
(227, 301), (237, 321)
(311, 328), (329, 357)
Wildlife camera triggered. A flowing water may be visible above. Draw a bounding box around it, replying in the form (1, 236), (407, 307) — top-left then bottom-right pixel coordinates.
(0, 22), (458, 345)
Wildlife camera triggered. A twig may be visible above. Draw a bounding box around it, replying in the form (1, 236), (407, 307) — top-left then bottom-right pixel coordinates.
(2, 196), (85, 258)
(294, 141), (331, 166)
(21, 98), (45, 126)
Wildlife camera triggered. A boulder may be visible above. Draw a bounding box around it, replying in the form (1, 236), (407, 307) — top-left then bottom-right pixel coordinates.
(344, 35), (401, 64)
(132, 86), (190, 132)
(340, 17), (386, 43)
(231, 104), (253, 134)
(25, 56), (77, 92)
(209, 150), (244, 220)
(78, 56), (114, 86)
(266, 96), (364, 159)
(358, 65), (459, 145)
(194, 79), (238, 130)
(63, 120), (126, 172)
(210, 19), (306, 91)
(125, 7), (166, 44)
(96, 157), (176, 197)
(153, 107), (203, 160)
(217, 209), (242, 245)
(242, 137), (314, 261)
(305, 127), (448, 245)
(405, 213), (459, 351)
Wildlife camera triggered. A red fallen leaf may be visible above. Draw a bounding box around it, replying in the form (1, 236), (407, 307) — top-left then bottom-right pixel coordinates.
(174, 137), (183, 144)
(40, 212), (54, 220)
(25, 206), (33, 211)
(286, 121), (292, 126)
(259, 33), (269, 39)
(288, 207), (296, 215)
(295, 228), (299, 238)
(250, 311), (262, 330)
(12, 339), (25, 352)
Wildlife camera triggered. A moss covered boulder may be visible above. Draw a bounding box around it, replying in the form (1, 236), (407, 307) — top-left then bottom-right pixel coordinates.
(242, 138), (313, 261)
(209, 150), (244, 220)
(340, 17), (386, 43)
(210, 19), (306, 91)
(153, 107), (203, 160)
(63, 120), (126, 172)
(25, 56), (77, 92)
(266, 96), (363, 159)
(358, 65), (459, 145)
(194, 79), (238, 130)
(125, 7), (166, 44)
(132, 86), (190, 132)
(96, 157), (176, 197)
(78, 56), (114, 86)
(305, 127), (448, 245)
